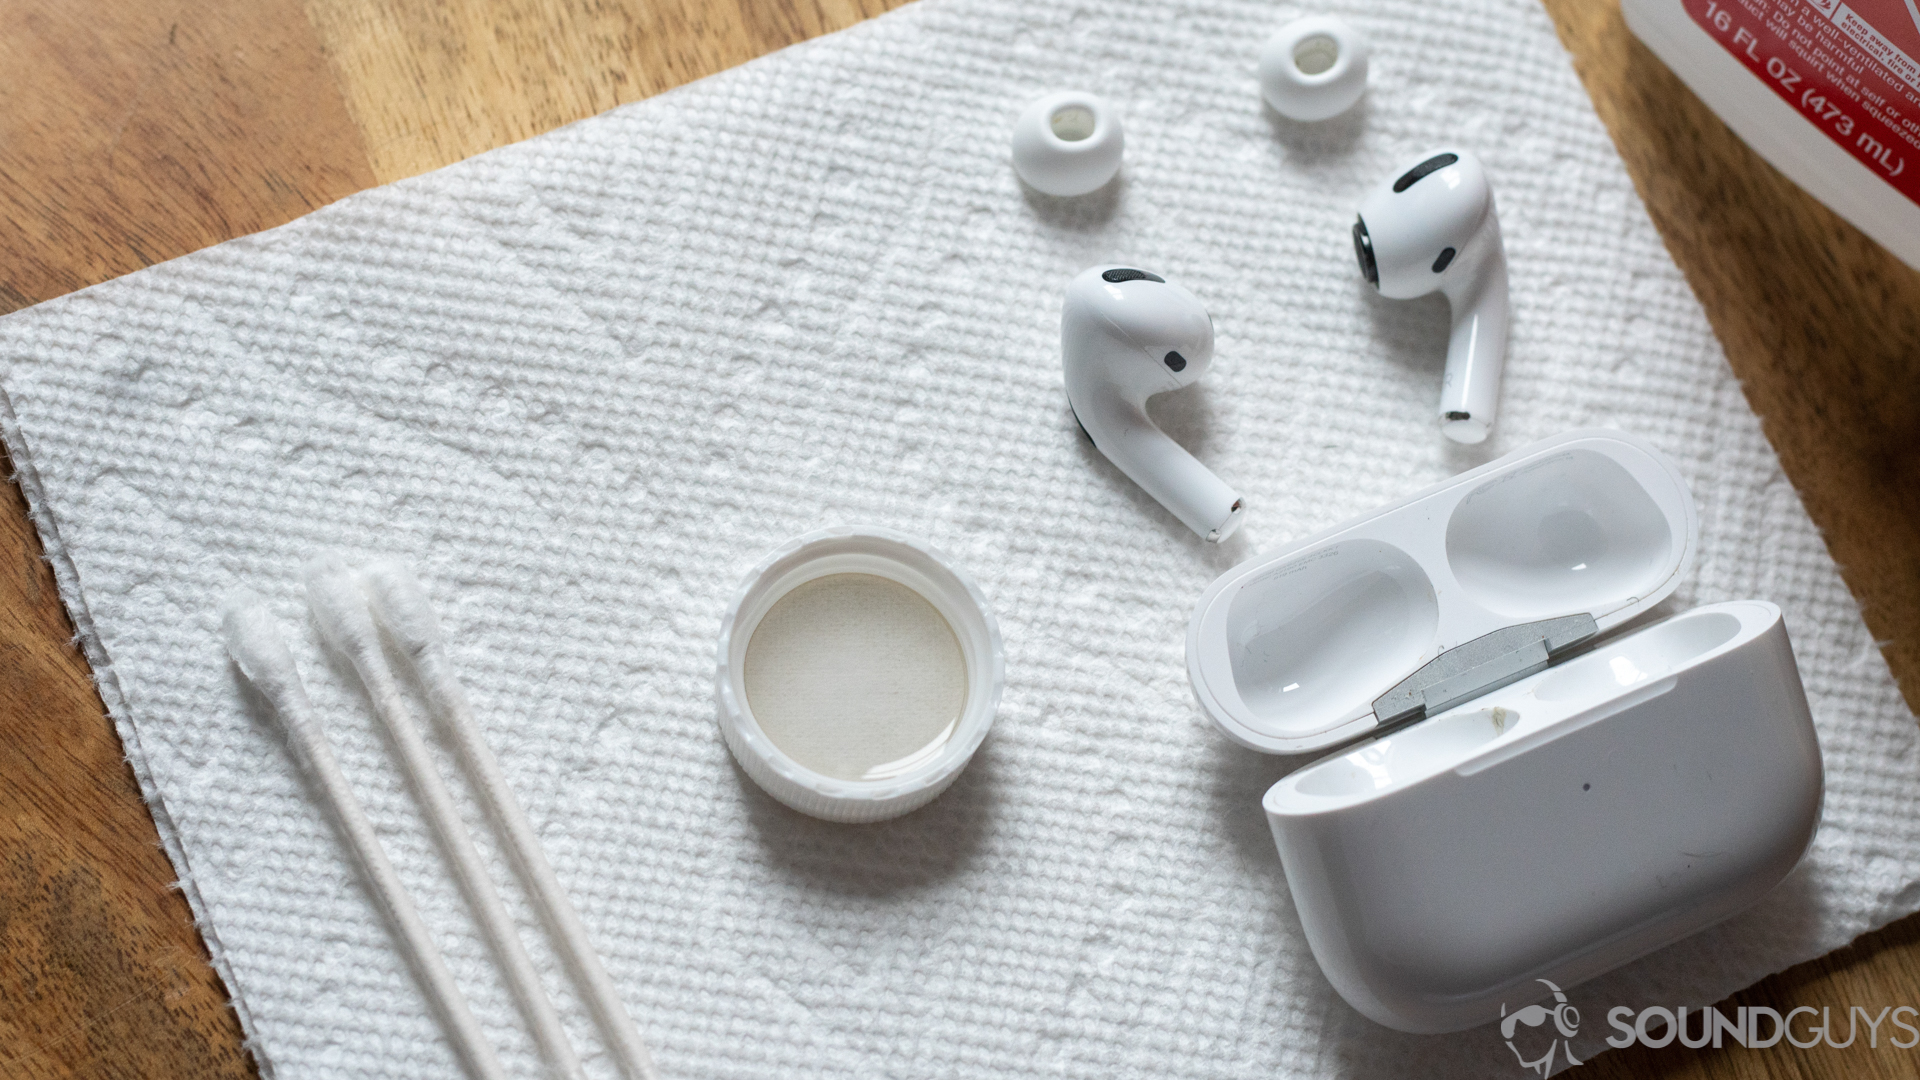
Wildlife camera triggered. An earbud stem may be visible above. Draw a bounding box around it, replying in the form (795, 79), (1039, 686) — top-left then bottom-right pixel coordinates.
(1073, 390), (1245, 542)
(1439, 245), (1510, 445)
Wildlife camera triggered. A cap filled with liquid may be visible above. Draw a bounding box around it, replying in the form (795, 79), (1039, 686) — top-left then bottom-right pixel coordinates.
(744, 573), (967, 782)
(715, 526), (1004, 823)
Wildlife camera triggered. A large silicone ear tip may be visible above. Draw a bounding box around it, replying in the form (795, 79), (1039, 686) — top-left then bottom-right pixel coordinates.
(1011, 91), (1124, 197)
(1259, 15), (1371, 122)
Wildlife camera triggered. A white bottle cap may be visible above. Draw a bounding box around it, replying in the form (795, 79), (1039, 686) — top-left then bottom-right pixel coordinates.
(1010, 90), (1125, 197)
(1259, 15), (1371, 122)
(715, 525), (1003, 823)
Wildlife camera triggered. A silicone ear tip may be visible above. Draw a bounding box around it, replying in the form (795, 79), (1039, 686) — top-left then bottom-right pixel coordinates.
(1011, 91), (1124, 197)
(1259, 15), (1371, 122)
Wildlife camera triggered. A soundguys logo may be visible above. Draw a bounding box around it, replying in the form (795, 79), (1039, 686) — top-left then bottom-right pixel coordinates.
(1500, 979), (1582, 1076)
(1495, 985), (1920, 1074)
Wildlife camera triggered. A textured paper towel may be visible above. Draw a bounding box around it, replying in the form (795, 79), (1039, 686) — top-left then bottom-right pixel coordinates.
(1, 0), (1917, 1075)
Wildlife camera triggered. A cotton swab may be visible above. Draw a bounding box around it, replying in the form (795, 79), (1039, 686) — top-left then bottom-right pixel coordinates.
(220, 595), (510, 1080)
(361, 561), (662, 1080)
(304, 559), (588, 1080)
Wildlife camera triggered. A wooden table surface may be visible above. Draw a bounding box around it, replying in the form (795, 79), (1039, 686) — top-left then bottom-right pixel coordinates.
(2, 1), (1916, 1077)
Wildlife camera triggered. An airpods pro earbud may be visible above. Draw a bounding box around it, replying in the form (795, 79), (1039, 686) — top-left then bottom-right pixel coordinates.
(1353, 148), (1511, 444)
(1063, 265), (1246, 543)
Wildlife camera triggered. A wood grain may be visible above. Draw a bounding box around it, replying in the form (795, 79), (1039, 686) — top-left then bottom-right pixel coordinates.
(0, 440), (255, 1079)
(303, 0), (901, 183)
(0, 0), (375, 315)
(0, 0), (1916, 1077)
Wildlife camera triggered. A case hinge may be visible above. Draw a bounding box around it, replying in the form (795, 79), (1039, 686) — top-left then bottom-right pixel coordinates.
(1372, 613), (1599, 728)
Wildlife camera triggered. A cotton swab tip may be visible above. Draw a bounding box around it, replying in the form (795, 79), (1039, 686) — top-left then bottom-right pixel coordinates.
(362, 560), (447, 656)
(304, 556), (384, 662)
(220, 593), (309, 709)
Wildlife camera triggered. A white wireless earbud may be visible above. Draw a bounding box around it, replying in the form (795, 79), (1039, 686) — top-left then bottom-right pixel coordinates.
(1063, 265), (1246, 543)
(1353, 148), (1512, 444)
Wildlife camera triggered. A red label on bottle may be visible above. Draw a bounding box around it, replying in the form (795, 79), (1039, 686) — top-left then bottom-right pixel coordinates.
(1689, 0), (1920, 205)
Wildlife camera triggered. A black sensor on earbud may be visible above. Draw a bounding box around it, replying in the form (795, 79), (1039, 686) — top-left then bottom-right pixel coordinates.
(1392, 152), (1459, 192)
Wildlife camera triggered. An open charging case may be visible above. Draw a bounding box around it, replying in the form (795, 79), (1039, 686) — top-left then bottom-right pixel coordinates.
(1186, 429), (1824, 1033)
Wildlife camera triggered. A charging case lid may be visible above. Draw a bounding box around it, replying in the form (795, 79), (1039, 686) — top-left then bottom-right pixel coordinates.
(1186, 429), (1700, 754)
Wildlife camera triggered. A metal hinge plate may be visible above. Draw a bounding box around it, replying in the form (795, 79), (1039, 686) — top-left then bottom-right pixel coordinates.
(1371, 613), (1599, 728)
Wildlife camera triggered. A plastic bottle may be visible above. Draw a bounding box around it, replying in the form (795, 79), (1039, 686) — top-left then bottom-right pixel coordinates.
(1624, 0), (1920, 268)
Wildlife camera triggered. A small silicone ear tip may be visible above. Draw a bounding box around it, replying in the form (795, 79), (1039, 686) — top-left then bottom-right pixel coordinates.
(1011, 91), (1124, 197)
(1259, 15), (1371, 122)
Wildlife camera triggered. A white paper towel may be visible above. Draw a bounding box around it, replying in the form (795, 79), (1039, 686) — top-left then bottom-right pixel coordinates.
(2, 0), (1916, 1075)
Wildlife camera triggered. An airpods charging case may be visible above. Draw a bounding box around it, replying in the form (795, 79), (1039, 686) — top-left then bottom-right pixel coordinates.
(1186, 429), (1824, 1034)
